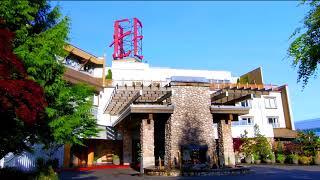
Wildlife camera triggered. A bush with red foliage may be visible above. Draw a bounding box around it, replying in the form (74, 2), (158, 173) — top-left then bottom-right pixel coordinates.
(233, 138), (244, 152)
(0, 28), (47, 125)
(283, 141), (303, 155)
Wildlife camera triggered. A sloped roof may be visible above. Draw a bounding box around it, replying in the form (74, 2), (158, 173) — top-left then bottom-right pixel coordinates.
(64, 44), (104, 65)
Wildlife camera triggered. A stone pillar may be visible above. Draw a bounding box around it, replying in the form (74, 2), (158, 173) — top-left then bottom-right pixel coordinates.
(123, 128), (132, 165)
(164, 116), (172, 168)
(140, 114), (155, 173)
(87, 143), (94, 167)
(217, 119), (235, 167)
(63, 144), (71, 168)
(165, 85), (216, 169)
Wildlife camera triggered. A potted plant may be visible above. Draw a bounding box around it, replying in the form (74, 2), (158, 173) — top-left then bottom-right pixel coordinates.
(276, 154), (285, 164)
(288, 154), (299, 165)
(112, 155), (120, 165)
(299, 155), (311, 165)
(240, 130), (253, 164)
(253, 154), (261, 164)
(314, 151), (320, 165)
(245, 154), (252, 164)
(270, 153), (276, 164)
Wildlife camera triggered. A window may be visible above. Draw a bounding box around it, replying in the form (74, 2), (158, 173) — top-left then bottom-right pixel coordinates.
(240, 100), (251, 107)
(268, 117), (280, 128)
(264, 97), (277, 109)
(232, 117), (254, 126)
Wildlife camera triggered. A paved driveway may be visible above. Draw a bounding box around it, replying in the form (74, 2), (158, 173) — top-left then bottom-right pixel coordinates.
(59, 165), (320, 180)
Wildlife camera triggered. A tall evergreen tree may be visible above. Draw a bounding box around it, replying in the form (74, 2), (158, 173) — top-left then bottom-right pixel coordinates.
(0, 0), (99, 154)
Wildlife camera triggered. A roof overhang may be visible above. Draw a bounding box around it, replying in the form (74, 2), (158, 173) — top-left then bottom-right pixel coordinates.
(273, 128), (298, 139)
(211, 84), (275, 105)
(112, 104), (174, 126)
(210, 105), (250, 115)
(64, 44), (104, 65)
(63, 67), (103, 92)
(104, 85), (172, 115)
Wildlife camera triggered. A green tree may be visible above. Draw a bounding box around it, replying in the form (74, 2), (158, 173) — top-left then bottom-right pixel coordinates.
(0, 0), (99, 151)
(252, 124), (272, 160)
(288, 0), (320, 86)
(295, 131), (320, 156)
(240, 130), (254, 157)
(106, 69), (112, 79)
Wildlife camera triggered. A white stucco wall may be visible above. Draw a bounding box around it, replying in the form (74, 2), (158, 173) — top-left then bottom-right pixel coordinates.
(111, 60), (235, 85)
(92, 67), (103, 78)
(96, 87), (117, 126)
(228, 92), (286, 138)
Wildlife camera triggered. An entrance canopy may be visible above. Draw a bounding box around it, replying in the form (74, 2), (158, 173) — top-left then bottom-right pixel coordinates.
(103, 82), (280, 126)
(210, 83), (277, 105)
(104, 84), (172, 115)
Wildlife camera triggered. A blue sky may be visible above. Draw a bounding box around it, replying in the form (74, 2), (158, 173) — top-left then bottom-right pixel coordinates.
(53, 1), (320, 122)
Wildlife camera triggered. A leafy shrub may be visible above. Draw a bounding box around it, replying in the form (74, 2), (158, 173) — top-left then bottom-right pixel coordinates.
(36, 157), (46, 172)
(314, 151), (320, 165)
(233, 138), (243, 153)
(105, 69), (112, 79)
(269, 153), (276, 164)
(283, 142), (303, 155)
(299, 156), (312, 165)
(294, 131), (320, 157)
(253, 154), (260, 161)
(35, 166), (58, 180)
(287, 154), (299, 164)
(252, 125), (273, 160)
(46, 159), (59, 169)
(240, 130), (254, 158)
(276, 154), (286, 164)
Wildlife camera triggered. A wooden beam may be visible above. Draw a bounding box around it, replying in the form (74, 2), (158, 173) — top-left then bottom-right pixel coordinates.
(156, 91), (172, 103)
(211, 91), (228, 101)
(225, 94), (253, 105)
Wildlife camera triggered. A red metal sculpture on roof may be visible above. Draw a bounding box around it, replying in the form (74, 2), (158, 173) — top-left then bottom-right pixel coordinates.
(109, 18), (143, 60)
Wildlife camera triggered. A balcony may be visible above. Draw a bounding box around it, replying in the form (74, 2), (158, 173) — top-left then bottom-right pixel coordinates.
(63, 66), (104, 91)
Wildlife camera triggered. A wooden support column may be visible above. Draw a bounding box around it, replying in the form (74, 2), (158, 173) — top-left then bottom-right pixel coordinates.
(63, 144), (71, 168)
(217, 116), (235, 167)
(87, 142), (94, 167)
(140, 114), (155, 173)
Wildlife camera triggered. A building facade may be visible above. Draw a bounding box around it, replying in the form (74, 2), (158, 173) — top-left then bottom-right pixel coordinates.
(61, 45), (296, 172)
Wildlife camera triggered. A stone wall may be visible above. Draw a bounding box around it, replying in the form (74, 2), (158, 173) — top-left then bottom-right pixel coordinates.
(140, 118), (155, 172)
(165, 85), (216, 168)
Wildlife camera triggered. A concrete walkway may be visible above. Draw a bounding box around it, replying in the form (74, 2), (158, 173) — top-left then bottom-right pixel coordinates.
(59, 165), (320, 180)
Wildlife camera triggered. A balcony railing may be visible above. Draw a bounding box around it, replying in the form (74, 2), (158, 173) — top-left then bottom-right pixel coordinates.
(271, 123), (280, 128)
(63, 61), (94, 76)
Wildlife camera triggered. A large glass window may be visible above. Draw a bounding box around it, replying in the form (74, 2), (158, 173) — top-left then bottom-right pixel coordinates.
(264, 97), (277, 109)
(268, 117), (280, 128)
